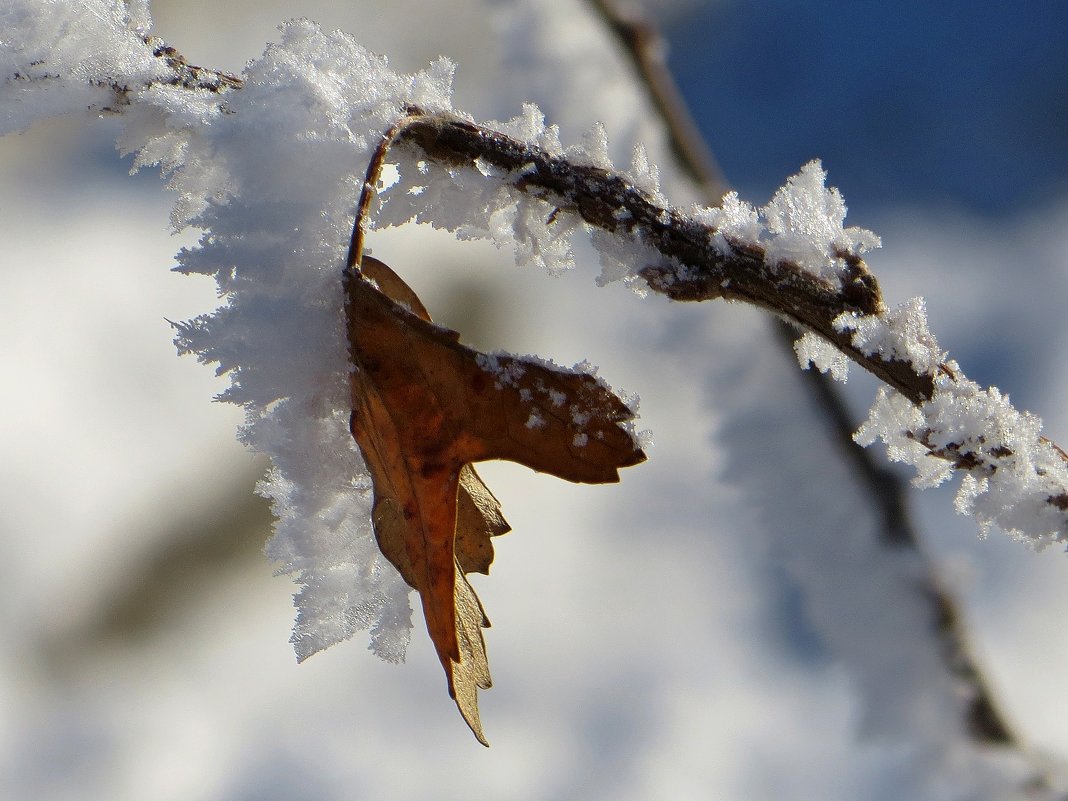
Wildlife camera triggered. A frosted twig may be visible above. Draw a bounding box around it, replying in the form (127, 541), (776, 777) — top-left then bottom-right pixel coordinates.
(94, 37), (243, 113)
(378, 112), (904, 379)
(346, 110), (418, 273)
(350, 107), (1068, 543)
(586, 0), (923, 548)
(143, 38), (243, 93)
(55, 31), (1063, 543)
(585, 0), (1019, 753)
(587, 0), (917, 547)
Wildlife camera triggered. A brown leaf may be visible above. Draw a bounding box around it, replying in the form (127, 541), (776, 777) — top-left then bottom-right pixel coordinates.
(346, 256), (646, 744)
(358, 257), (511, 580)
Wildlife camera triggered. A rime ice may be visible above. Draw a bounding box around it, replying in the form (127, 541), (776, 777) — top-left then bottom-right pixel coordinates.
(835, 297), (945, 377)
(4, 0), (1065, 667)
(856, 368), (1068, 547)
(830, 296), (1067, 546)
(694, 160), (881, 285)
(0, 0), (166, 136)
(2, 6), (467, 662)
(794, 331), (849, 382)
(762, 161), (881, 279)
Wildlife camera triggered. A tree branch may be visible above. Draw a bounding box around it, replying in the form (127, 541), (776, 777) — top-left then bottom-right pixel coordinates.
(85, 36), (243, 114)
(585, 0), (919, 544)
(584, 0), (1020, 753)
(348, 105), (1068, 538)
(360, 109), (908, 387)
(144, 38), (244, 92)
(84, 37), (1066, 536)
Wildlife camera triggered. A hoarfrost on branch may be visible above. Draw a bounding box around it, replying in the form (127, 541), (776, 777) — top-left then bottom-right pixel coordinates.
(3, 0), (1066, 665)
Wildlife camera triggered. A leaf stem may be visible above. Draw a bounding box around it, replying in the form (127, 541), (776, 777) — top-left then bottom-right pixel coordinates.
(346, 108), (427, 273)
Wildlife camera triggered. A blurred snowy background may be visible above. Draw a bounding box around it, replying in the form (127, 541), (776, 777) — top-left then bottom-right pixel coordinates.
(1, 1), (1067, 799)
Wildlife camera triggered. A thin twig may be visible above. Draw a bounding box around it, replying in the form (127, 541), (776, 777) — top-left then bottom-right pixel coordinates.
(145, 38), (243, 92)
(587, 0), (919, 545)
(587, 0), (729, 199)
(79, 37), (243, 115)
(388, 110), (918, 394)
(582, 0), (1020, 751)
(351, 107), (1068, 530)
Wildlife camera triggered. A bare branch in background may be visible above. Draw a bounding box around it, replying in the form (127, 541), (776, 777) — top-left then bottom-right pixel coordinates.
(585, 0), (1025, 762)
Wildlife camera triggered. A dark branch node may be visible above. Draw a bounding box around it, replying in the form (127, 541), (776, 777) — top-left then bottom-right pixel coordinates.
(146, 37), (244, 93)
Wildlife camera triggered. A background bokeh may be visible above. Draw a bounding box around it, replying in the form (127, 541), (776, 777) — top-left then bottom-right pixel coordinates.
(2, 1), (1067, 799)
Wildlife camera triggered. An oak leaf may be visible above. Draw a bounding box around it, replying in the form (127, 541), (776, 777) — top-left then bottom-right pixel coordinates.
(345, 256), (646, 744)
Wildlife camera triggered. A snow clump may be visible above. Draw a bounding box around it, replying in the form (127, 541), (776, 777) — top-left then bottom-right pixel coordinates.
(696, 160), (882, 284)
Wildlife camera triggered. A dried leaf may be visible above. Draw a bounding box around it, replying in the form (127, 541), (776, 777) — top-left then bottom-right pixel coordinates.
(346, 256), (645, 744)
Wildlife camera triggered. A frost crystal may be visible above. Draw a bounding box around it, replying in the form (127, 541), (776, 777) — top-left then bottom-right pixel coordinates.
(696, 191), (763, 244)
(695, 161), (881, 284)
(566, 121), (613, 170)
(165, 21), (461, 662)
(837, 294), (1067, 545)
(856, 368), (1068, 547)
(835, 297), (946, 376)
(0, 0), (167, 136)
(762, 161), (881, 279)
(627, 142), (666, 205)
(794, 331), (849, 382)
(488, 101), (558, 153)
(475, 352), (527, 388)
(10, 11), (463, 663)
(376, 102), (583, 276)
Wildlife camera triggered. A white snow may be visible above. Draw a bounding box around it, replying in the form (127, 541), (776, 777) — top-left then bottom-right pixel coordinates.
(856, 367), (1068, 547)
(0, 0), (166, 135)
(4, 2), (1068, 797)
(794, 330), (850, 381)
(835, 296), (946, 376)
(693, 160), (881, 283)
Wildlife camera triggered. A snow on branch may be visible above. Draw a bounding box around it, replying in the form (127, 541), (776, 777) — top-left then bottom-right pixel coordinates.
(353, 106), (1068, 548)
(3, 1), (1066, 665)
(0, 2), (238, 134)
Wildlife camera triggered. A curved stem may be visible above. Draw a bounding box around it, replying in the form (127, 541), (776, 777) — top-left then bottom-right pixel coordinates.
(346, 109), (426, 273)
